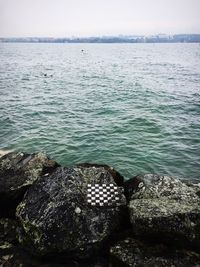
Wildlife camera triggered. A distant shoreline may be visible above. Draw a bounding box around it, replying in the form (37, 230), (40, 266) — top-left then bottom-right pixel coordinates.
(1, 34), (200, 43)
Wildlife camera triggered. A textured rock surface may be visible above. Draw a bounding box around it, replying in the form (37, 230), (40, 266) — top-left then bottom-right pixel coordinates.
(110, 238), (200, 267)
(0, 152), (59, 217)
(124, 173), (200, 202)
(0, 219), (23, 267)
(0, 218), (19, 246)
(77, 163), (124, 186)
(128, 174), (200, 247)
(16, 166), (126, 258)
(0, 245), (83, 267)
(0, 220), (108, 267)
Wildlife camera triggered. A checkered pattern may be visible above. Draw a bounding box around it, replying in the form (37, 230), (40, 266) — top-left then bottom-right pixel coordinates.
(87, 183), (122, 207)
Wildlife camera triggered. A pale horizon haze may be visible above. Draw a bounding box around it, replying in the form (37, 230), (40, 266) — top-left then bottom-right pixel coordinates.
(0, 0), (200, 37)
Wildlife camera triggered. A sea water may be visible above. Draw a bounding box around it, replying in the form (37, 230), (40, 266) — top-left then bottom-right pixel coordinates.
(0, 43), (200, 180)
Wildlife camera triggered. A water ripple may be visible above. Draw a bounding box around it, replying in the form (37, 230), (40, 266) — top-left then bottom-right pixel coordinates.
(0, 43), (200, 180)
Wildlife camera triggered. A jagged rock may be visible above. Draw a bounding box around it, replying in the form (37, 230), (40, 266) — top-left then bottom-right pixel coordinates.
(124, 174), (200, 202)
(16, 166), (126, 258)
(110, 238), (200, 267)
(77, 163), (124, 186)
(127, 174), (200, 201)
(128, 174), (200, 247)
(124, 175), (142, 202)
(0, 152), (59, 217)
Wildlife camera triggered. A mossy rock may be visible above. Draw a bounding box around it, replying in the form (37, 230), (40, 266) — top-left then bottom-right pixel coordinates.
(16, 166), (126, 258)
(110, 238), (200, 267)
(0, 152), (59, 217)
(127, 174), (200, 248)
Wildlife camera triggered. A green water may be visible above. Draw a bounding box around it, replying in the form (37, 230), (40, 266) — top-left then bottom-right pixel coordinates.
(0, 43), (200, 180)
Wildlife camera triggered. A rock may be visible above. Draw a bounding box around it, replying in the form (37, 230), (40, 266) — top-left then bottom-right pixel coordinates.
(0, 219), (37, 267)
(0, 218), (19, 245)
(16, 166), (126, 258)
(77, 163), (124, 186)
(0, 219), (109, 266)
(110, 238), (200, 267)
(0, 234), (108, 267)
(124, 175), (143, 202)
(129, 198), (200, 247)
(0, 152), (59, 217)
(0, 244), (80, 267)
(124, 174), (200, 202)
(182, 178), (200, 197)
(0, 149), (12, 158)
(128, 174), (200, 248)
(128, 174), (200, 201)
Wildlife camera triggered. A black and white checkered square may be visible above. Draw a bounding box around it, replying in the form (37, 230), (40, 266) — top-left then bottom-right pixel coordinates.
(87, 183), (122, 207)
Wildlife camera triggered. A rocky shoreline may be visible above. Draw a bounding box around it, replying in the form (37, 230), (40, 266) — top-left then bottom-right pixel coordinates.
(0, 151), (200, 266)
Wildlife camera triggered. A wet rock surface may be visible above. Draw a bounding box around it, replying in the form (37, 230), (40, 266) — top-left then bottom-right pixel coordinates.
(77, 163), (124, 186)
(16, 166), (126, 258)
(128, 174), (200, 247)
(0, 152), (59, 217)
(110, 238), (200, 267)
(1, 150), (200, 266)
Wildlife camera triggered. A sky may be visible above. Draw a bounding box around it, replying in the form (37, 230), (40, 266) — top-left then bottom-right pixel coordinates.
(0, 0), (200, 37)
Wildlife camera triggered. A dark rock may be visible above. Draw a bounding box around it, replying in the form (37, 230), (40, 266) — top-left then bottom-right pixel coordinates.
(110, 238), (200, 267)
(0, 219), (109, 266)
(0, 237), (109, 267)
(0, 152), (59, 217)
(0, 244), (80, 267)
(77, 163), (124, 186)
(16, 166), (126, 258)
(130, 198), (200, 247)
(128, 174), (200, 248)
(123, 175), (143, 202)
(0, 218), (19, 245)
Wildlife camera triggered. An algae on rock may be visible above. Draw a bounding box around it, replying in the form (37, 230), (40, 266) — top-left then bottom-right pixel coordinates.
(127, 174), (200, 247)
(0, 152), (59, 217)
(16, 166), (126, 258)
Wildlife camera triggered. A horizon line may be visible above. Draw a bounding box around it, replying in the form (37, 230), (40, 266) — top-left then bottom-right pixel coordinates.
(1, 33), (200, 39)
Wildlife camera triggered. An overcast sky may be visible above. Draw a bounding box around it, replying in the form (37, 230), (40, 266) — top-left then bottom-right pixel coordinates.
(0, 0), (199, 37)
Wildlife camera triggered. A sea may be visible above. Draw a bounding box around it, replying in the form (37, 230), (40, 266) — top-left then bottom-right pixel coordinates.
(0, 43), (200, 180)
